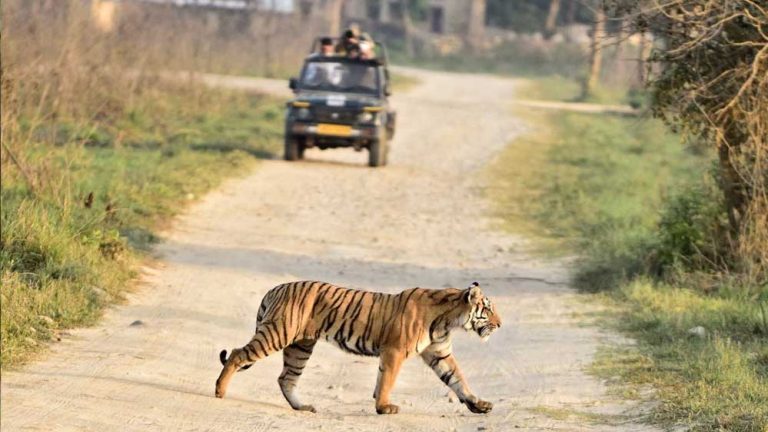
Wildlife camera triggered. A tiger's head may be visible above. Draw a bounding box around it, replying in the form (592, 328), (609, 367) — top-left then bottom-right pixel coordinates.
(461, 282), (501, 342)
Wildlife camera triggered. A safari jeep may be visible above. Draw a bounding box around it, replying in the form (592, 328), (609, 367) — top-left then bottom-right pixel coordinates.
(284, 53), (396, 167)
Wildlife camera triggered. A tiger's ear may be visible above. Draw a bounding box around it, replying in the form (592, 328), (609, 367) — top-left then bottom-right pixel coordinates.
(463, 282), (482, 303)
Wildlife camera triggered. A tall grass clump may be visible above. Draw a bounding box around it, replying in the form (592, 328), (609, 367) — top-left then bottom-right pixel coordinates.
(489, 110), (705, 289)
(1, 1), (284, 368)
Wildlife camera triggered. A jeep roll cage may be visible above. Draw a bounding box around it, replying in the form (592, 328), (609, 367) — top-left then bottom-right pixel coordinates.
(309, 36), (390, 67)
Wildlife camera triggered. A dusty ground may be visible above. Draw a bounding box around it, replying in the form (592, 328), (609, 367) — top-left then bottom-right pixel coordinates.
(1, 68), (656, 431)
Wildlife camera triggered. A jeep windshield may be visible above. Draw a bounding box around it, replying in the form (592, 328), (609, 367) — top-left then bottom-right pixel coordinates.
(299, 60), (380, 95)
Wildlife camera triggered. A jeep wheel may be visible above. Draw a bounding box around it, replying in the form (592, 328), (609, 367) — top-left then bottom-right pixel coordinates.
(284, 136), (300, 161)
(368, 138), (388, 167)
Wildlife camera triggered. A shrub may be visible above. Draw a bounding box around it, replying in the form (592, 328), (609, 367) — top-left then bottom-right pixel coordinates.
(654, 180), (731, 276)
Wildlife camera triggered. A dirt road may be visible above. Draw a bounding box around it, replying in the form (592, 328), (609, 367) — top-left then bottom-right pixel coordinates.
(1, 69), (655, 431)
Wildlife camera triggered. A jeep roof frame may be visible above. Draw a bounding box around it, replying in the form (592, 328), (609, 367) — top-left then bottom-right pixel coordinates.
(309, 36), (390, 68)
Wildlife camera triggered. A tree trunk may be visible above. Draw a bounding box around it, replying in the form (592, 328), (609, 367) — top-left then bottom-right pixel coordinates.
(581, 6), (605, 99)
(328, 0), (345, 36)
(402, 0), (414, 56)
(613, 18), (626, 84)
(565, 0), (577, 25)
(379, 0), (390, 23)
(544, 0), (561, 38)
(466, 0), (486, 50)
(719, 127), (749, 237)
(637, 32), (653, 85)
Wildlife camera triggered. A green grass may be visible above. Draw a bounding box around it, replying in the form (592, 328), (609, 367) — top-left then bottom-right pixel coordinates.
(488, 107), (703, 266)
(1, 86), (283, 368)
(592, 281), (768, 431)
(517, 75), (640, 106)
(489, 79), (768, 430)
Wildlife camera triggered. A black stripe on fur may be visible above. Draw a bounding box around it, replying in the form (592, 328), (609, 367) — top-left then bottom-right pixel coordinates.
(219, 349), (252, 371)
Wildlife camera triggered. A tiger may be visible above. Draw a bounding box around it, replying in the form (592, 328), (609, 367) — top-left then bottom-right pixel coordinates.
(215, 280), (501, 415)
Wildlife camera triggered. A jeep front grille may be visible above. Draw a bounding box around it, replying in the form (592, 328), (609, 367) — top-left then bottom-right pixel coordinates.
(312, 108), (357, 124)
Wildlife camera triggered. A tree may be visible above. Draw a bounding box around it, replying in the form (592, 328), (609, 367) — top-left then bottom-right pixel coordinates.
(401, 0), (414, 56)
(625, 0), (768, 276)
(467, 0), (486, 49)
(636, 31), (652, 84)
(581, 3), (605, 99)
(544, 0), (561, 37)
(564, 0), (578, 25)
(328, 0), (345, 35)
(612, 17), (626, 81)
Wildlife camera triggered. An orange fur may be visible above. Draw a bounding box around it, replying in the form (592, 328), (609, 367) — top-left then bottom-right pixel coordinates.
(215, 281), (501, 414)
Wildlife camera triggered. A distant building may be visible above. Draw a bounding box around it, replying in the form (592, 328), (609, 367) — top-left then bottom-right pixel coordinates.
(343, 0), (400, 24)
(343, 0), (484, 40)
(425, 0), (484, 39)
(89, 0), (297, 35)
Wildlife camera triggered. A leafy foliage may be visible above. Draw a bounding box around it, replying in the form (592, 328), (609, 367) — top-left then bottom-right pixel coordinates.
(629, 0), (768, 282)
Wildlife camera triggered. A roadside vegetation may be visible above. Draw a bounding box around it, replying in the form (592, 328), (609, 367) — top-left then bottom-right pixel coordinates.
(1, 87), (283, 368)
(490, 78), (767, 430)
(390, 38), (588, 79)
(476, 1), (768, 429)
(0, 2), (284, 368)
(0, 1), (417, 370)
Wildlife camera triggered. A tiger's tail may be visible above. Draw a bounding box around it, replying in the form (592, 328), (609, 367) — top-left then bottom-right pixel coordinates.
(219, 349), (253, 371)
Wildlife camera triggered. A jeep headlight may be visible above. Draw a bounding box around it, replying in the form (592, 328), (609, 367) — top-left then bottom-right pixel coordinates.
(357, 111), (375, 123)
(295, 107), (311, 120)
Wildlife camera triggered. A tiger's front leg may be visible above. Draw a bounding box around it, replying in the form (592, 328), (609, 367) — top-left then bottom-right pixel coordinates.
(421, 347), (493, 414)
(374, 349), (405, 414)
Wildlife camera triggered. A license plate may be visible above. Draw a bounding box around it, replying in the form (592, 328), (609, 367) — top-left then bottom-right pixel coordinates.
(317, 123), (352, 137)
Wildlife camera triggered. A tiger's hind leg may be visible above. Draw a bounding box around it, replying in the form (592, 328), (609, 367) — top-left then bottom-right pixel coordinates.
(215, 321), (290, 399)
(278, 339), (317, 412)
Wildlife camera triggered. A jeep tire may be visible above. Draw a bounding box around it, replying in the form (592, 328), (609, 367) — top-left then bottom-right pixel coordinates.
(368, 134), (388, 167)
(284, 135), (300, 161)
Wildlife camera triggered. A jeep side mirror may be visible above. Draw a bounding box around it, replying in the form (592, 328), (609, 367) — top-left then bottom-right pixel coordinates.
(289, 77), (298, 91)
(384, 83), (392, 96)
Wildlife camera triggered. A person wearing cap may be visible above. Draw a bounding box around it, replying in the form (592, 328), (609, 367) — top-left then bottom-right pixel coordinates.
(336, 27), (360, 56)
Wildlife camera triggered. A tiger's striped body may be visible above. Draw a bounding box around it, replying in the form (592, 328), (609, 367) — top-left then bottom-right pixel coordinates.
(215, 280), (501, 415)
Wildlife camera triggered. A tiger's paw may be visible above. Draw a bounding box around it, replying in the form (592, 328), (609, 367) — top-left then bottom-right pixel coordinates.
(214, 383), (226, 399)
(376, 404), (400, 415)
(296, 405), (316, 413)
(465, 399), (493, 414)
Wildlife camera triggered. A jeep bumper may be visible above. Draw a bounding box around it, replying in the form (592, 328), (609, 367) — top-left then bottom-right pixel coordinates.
(289, 122), (379, 139)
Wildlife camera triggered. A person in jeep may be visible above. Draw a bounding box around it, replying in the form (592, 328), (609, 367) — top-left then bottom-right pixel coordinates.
(335, 27), (360, 56)
(308, 37), (335, 58)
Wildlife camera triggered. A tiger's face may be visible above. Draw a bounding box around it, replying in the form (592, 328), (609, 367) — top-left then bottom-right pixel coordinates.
(462, 282), (501, 342)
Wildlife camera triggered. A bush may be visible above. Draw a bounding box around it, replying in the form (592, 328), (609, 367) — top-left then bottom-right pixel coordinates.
(654, 180), (731, 275)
